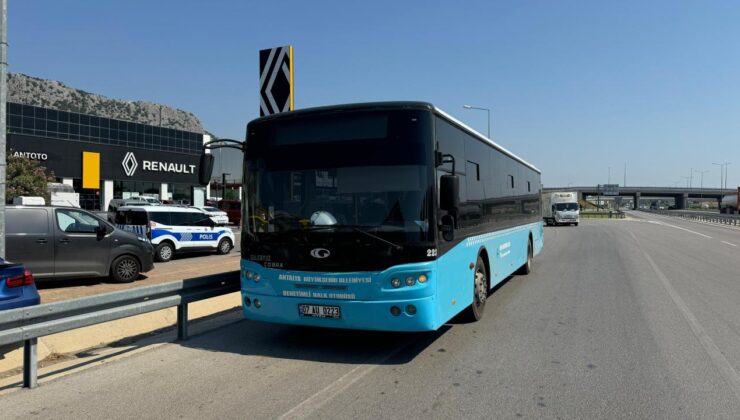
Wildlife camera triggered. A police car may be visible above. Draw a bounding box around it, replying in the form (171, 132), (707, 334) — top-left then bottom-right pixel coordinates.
(114, 206), (235, 262)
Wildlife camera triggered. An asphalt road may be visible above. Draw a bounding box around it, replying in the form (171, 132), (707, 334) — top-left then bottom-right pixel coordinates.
(2, 213), (740, 419)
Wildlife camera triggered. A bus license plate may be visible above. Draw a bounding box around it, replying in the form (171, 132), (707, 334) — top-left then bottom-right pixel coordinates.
(298, 304), (341, 319)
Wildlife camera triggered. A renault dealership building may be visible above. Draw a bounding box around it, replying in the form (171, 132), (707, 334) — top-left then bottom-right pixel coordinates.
(6, 102), (209, 210)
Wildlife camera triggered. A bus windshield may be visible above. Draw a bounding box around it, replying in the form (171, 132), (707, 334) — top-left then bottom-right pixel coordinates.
(242, 108), (434, 270)
(246, 165), (430, 235)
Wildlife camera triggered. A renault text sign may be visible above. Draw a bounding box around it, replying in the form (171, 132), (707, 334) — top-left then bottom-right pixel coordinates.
(121, 152), (196, 177)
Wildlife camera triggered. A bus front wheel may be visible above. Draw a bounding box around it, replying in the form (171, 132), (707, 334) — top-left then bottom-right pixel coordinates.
(464, 256), (488, 322)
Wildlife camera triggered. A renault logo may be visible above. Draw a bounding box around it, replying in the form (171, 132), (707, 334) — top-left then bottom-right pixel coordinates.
(310, 248), (330, 259)
(122, 152), (138, 177)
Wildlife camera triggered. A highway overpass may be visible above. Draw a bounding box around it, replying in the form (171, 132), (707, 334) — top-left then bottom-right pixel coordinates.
(544, 186), (736, 209)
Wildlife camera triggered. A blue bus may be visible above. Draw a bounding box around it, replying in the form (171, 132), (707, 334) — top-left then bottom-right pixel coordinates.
(215, 102), (543, 331)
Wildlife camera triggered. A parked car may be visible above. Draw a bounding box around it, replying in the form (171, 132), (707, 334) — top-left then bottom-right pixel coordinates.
(107, 198), (151, 222)
(0, 258), (40, 311)
(5, 206), (154, 283)
(139, 196), (162, 205)
(0, 258), (40, 358)
(193, 206), (229, 226)
(217, 200), (241, 225)
(115, 206), (235, 262)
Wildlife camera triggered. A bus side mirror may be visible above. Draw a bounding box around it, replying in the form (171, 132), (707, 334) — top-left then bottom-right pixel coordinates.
(198, 154), (215, 186)
(439, 214), (455, 242)
(440, 174), (459, 212)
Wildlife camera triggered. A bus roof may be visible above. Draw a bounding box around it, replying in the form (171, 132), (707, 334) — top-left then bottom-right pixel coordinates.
(249, 101), (541, 174)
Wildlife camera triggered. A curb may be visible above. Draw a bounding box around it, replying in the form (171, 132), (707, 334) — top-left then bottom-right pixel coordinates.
(0, 291), (242, 377)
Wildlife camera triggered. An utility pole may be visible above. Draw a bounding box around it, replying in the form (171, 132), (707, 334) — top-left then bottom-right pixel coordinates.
(0, 0), (8, 258)
(689, 168), (693, 189)
(623, 162), (626, 187)
(222, 172), (230, 200)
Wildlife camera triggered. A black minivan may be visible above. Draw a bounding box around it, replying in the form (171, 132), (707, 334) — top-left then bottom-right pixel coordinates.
(5, 206), (155, 283)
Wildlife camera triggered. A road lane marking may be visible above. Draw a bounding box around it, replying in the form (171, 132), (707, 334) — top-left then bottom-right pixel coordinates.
(650, 220), (712, 239)
(629, 231), (740, 402)
(277, 338), (413, 419)
(721, 241), (738, 247)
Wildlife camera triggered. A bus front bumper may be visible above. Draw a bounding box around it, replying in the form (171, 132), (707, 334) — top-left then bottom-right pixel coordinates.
(241, 293), (439, 332)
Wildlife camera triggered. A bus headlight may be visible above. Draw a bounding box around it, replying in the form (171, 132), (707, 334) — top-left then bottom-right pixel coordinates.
(418, 274), (428, 283)
(405, 276), (416, 286)
(391, 278), (402, 288)
(245, 271), (254, 280)
(253, 273), (261, 282)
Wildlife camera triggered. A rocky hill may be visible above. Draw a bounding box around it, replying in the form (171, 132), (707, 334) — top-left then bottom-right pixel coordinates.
(8, 73), (204, 133)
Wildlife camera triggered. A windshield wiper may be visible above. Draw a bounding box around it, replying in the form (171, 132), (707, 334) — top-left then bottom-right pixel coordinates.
(304, 225), (404, 251)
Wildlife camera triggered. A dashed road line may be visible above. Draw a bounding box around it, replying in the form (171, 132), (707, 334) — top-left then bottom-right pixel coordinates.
(721, 241), (738, 247)
(277, 338), (413, 419)
(648, 220), (712, 239)
(629, 231), (740, 402)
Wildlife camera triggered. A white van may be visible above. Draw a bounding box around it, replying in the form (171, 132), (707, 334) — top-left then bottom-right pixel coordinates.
(115, 206), (235, 262)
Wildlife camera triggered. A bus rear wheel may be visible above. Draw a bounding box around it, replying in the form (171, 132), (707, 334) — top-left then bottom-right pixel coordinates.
(464, 256), (488, 322)
(517, 239), (533, 275)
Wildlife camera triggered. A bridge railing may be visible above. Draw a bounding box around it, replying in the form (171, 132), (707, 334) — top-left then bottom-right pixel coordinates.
(0, 271), (240, 389)
(644, 210), (740, 226)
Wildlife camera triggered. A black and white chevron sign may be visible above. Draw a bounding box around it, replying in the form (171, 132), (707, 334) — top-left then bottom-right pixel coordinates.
(259, 45), (293, 117)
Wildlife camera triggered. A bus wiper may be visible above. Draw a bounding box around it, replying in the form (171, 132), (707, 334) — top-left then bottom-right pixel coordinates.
(304, 225), (404, 251)
(351, 227), (404, 251)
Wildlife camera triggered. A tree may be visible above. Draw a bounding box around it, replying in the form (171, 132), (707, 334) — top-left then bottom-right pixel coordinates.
(224, 187), (240, 200)
(6, 152), (55, 204)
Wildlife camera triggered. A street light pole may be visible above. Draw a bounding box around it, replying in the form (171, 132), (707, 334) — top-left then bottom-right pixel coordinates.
(713, 163), (724, 189)
(463, 105), (491, 138)
(726, 162), (732, 190)
(694, 169), (708, 199)
(0, 0), (6, 258)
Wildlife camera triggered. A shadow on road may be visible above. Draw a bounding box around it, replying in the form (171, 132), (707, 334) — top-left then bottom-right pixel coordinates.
(178, 318), (451, 366)
(35, 274), (151, 289)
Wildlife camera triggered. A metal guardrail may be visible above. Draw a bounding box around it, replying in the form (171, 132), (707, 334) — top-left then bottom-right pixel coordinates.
(0, 271), (240, 388)
(643, 210), (740, 226)
(580, 210), (626, 219)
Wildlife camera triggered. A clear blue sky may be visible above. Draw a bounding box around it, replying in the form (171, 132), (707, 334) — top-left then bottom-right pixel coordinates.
(8, 0), (740, 188)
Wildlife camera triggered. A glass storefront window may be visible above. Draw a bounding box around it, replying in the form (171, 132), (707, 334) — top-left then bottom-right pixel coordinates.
(113, 181), (161, 201)
(170, 183), (192, 205)
(72, 178), (101, 211)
